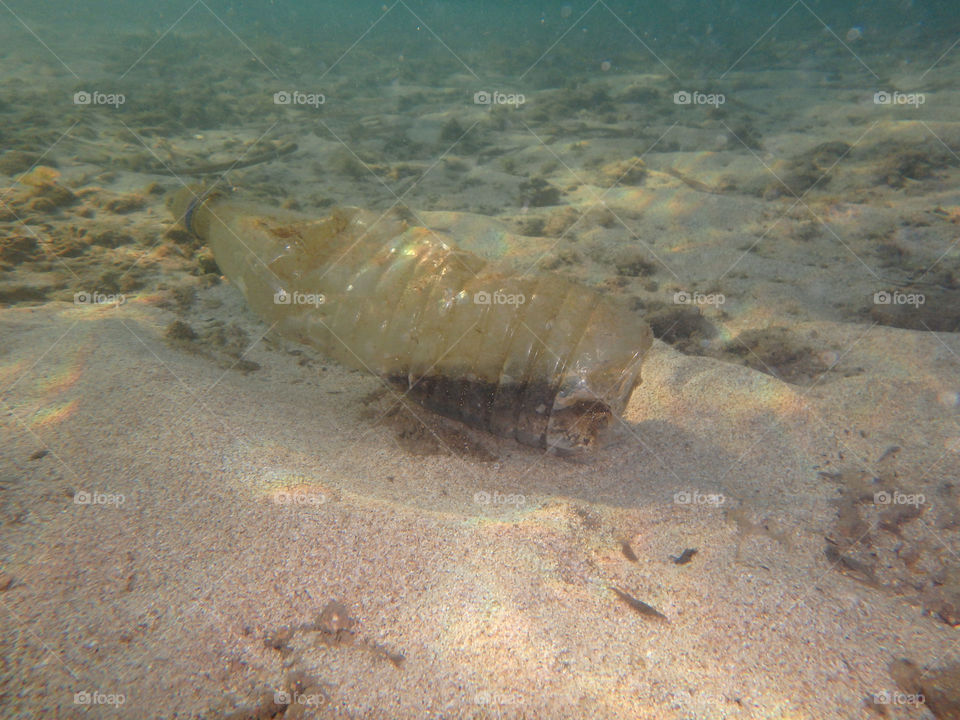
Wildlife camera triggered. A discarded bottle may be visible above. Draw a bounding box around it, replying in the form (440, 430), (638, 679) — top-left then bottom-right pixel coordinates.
(169, 187), (653, 454)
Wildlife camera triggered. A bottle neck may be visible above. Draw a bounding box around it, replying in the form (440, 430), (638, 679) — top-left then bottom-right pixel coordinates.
(183, 189), (225, 238)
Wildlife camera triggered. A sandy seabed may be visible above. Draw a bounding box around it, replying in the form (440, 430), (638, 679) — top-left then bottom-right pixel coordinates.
(1, 18), (960, 720)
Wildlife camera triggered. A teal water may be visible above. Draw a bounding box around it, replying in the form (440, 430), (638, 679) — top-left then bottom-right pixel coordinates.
(2, 1), (960, 719)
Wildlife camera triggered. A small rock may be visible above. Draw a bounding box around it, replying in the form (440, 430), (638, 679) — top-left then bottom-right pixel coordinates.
(264, 626), (294, 651)
(317, 600), (357, 638)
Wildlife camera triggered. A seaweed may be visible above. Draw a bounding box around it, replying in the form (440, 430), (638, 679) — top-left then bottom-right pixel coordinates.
(518, 177), (562, 207)
(722, 326), (830, 385)
(823, 454), (960, 627)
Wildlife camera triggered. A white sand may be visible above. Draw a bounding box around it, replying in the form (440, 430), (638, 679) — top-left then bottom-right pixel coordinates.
(1, 21), (959, 720)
